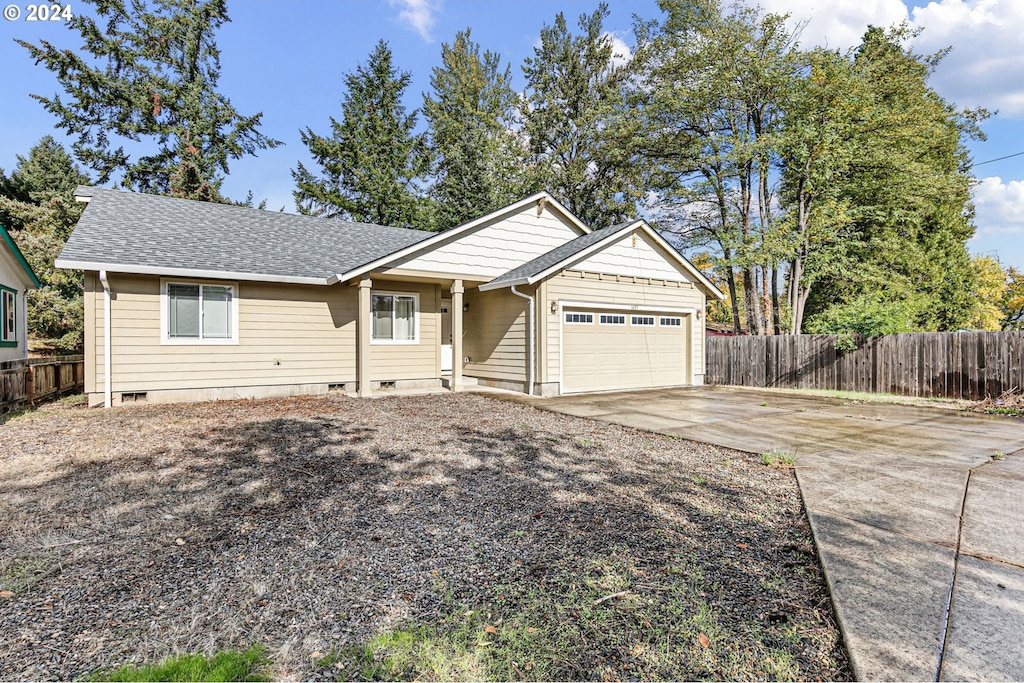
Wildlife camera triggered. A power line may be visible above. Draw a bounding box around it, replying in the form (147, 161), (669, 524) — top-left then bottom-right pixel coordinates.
(974, 151), (1024, 167)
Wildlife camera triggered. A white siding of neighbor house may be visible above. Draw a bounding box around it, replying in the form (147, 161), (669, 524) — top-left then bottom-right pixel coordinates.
(569, 230), (695, 283)
(543, 271), (707, 384)
(389, 203), (586, 278)
(0, 247), (31, 362)
(84, 273), (439, 399)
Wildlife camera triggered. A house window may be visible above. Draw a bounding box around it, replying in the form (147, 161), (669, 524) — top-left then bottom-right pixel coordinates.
(163, 282), (237, 344)
(599, 313), (626, 325)
(660, 316), (683, 327)
(372, 293), (418, 343)
(1, 288), (15, 344)
(631, 315), (655, 326)
(564, 312), (594, 324)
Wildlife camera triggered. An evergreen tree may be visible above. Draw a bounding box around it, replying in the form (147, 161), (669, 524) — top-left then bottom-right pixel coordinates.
(17, 0), (280, 200)
(293, 40), (429, 227)
(522, 3), (639, 228)
(0, 137), (90, 352)
(423, 29), (526, 229)
(799, 27), (983, 334)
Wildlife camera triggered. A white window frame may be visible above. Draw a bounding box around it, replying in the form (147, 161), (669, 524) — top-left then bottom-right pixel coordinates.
(660, 316), (683, 327)
(370, 291), (420, 345)
(564, 311), (594, 325)
(1, 288), (16, 343)
(159, 279), (239, 346)
(631, 315), (655, 326)
(599, 313), (626, 326)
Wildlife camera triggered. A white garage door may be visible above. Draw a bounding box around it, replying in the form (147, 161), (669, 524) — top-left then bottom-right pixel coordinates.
(562, 308), (689, 393)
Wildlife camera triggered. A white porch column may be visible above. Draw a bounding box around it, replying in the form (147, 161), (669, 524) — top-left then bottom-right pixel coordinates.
(451, 279), (464, 392)
(358, 277), (372, 398)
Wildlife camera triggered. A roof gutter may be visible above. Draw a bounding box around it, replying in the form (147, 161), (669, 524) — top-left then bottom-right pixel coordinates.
(54, 260), (331, 286)
(98, 270), (112, 408)
(509, 286), (535, 396)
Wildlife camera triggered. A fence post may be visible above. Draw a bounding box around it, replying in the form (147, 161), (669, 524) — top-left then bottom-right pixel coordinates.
(26, 365), (35, 404)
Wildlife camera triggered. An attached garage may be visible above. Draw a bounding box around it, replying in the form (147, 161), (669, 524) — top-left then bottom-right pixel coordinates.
(561, 307), (691, 393)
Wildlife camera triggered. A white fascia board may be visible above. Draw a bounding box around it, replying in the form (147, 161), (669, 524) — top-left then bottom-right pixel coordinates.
(639, 224), (726, 301)
(54, 259), (330, 285)
(334, 191), (592, 284)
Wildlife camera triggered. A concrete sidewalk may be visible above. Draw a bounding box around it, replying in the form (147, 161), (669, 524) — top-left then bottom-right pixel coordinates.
(514, 386), (1024, 681)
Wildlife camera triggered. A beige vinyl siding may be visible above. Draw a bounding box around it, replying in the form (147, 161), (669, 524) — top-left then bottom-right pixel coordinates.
(92, 274), (356, 393)
(87, 274), (441, 395)
(390, 203), (585, 278)
(544, 271), (706, 384)
(462, 285), (533, 383)
(571, 231), (694, 283)
(369, 282), (439, 381)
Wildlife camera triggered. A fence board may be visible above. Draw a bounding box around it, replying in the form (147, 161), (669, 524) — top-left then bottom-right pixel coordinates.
(705, 331), (1024, 400)
(0, 355), (84, 412)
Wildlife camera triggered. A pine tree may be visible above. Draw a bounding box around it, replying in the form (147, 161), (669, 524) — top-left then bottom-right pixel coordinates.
(423, 29), (526, 229)
(293, 40), (429, 227)
(522, 3), (639, 227)
(0, 137), (90, 351)
(17, 0), (280, 200)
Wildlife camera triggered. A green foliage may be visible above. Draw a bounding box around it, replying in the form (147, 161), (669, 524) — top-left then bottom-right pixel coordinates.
(632, 0), (801, 335)
(293, 40), (430, 228)
(423, 29), (527, 230)
(797, 27), (983, 334)
(90, 645), (271, 682)
(17, 0), (280, 200)
(1000, 266), (1024, 330)
(522, 3), (639, 227)
(0, 137), (90, 352)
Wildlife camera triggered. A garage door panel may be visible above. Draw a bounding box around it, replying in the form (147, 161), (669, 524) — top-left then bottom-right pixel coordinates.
(563, 307), (688, 393)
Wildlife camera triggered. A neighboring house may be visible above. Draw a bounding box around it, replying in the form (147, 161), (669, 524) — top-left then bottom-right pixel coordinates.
(56, 188), (725, 407)
(0, 225), (41, 363)
(706, 321), (742, 337)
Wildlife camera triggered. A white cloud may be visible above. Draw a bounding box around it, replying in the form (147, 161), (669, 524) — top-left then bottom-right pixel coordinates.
(605, 32), (632, 70)
(748, 0), (1024, 117)
(907, 0), (1024, 116)
(973, 176), (1024, 235)
(389, 0), (439, 43)
(753, 0), (909, 49)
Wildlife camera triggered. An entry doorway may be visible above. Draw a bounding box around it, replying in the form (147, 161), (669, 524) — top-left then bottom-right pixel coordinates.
(440, 299), (452, 373)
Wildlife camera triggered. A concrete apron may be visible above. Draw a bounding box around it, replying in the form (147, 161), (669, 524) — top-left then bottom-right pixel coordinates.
(523, 387), (1024, 682)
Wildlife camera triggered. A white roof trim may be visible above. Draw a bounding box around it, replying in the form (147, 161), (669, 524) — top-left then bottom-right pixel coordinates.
(54, 259), (330, 285)
(334, 191), (591, 283)
(479, 220), (726, 301)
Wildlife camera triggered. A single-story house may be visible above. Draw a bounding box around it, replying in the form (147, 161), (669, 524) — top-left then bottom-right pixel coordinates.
(56, 188), (725, 407)
(0, 225), (41, 363)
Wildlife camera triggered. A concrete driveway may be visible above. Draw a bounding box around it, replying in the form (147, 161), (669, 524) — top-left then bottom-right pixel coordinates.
(518, 386), (1024, 682)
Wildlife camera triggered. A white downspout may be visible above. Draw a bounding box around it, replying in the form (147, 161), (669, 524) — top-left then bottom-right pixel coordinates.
(99, 270), (111, 408)
(510, 285), (534, 396)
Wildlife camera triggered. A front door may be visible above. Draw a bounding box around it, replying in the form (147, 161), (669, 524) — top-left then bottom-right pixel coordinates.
(440, 299), (452, 373)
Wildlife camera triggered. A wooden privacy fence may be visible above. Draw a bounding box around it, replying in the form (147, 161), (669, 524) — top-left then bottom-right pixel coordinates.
(0, 355), (84, 412)
(706, 331), (1024, 400)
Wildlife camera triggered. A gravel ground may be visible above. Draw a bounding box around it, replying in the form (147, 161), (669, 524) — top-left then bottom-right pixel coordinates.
(0, 392), (851, 681)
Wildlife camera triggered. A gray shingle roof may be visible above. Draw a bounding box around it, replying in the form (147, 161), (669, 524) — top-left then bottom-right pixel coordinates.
(56, 187), (433, 283)
(481, 220), (638, 290)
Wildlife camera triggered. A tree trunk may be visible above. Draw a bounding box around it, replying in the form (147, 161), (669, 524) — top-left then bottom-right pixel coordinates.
(723, 246), (742, 334)
(771, 265), (782, 334)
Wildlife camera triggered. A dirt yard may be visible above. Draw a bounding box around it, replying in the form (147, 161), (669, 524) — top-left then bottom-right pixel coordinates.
(0, 393), (850, 681)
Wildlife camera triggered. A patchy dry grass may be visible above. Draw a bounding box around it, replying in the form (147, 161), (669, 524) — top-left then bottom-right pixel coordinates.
(0, 393), (850, 681)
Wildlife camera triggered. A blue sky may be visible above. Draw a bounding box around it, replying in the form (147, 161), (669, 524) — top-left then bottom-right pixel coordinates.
(1, 0), (1021, 268)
